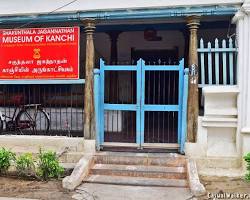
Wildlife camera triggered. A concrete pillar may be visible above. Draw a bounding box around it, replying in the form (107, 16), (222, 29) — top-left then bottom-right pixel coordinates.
(107, 31), (121, 102)
(232, 1), (250, 158)
(83, 19), (96, 139)
(232, 10), (245, 154)
(243, 2), (250, 131)
(106, 31), (121, 101)
(107, 31), (121, 64)
(186, 15), (200, 142)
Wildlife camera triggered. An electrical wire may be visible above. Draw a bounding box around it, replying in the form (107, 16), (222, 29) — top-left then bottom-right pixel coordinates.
(15, 0), (79, 29)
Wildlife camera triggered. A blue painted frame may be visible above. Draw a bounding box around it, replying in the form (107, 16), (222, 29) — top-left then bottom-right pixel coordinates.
(95, 58), (188, 152)
(178, 59), (184, 145)
(180, 68), (189, 153)
(0, 6), (238, 25)
(94, 69), (101, 150)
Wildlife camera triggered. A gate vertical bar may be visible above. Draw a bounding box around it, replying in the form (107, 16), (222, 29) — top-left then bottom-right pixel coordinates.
(178, 59), (184, 145)
(136, 59), (142, 146)
(140, 59), (145, 146)
(180, 68), (189, 153)
(94, 68), (101, 150)
(100, 59), (105, 145)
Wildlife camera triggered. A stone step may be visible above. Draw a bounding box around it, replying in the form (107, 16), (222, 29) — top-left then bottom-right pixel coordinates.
(85, 175), (188, 188)
(90, 164), (187, 179)
(94, 152), (186, 167)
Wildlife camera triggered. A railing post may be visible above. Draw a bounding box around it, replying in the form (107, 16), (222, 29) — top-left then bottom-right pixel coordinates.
(178, 58), (184, 145)
(99, 59), (105, 144)
(94, 68), (101, 150)
(180, 68), (189, 154)
(137, 59), (143, 147)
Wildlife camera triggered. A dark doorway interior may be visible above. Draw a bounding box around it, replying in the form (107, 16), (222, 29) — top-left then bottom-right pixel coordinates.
(104, 48), (180, 144)
(131, 48), (179, 64)
(132, 48), (180, 144)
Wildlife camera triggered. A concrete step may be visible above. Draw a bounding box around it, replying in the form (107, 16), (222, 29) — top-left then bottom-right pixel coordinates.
(90, 164), (187, 179)
(94, 152), (186, 167)
(85, 175), (188, 188)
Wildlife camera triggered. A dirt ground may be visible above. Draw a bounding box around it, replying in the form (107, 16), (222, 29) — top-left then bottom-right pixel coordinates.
(0, 176), (73, 200)
(0, 176), (250, 200)
(199, 176), (250, 200)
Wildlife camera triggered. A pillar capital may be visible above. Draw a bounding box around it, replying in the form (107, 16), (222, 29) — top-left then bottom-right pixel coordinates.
(232, 10), (245, 24)
(186, 15), (201, 30)
(242, 0), (250, 15)
(81, 18), (96, 34)
(106, 31), (122, 42)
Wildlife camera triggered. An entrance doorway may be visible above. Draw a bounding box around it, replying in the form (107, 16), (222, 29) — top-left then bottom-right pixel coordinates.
(131, 49), (180, 144)
(96, 57), (187, 152)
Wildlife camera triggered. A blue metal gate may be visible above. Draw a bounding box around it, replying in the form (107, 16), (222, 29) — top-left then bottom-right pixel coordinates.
(94, 59), (189, 153)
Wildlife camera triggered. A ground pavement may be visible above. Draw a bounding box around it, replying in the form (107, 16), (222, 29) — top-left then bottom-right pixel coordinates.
(72, 183), (194, 200)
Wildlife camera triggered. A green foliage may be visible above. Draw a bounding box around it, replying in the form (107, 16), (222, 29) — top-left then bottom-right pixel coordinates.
(244, 152), (250, 181)
(0, 148), (15, 173)
(16, 153), (35, 177)
(0, 147), (64, 180)
(36, 149), (64, 180)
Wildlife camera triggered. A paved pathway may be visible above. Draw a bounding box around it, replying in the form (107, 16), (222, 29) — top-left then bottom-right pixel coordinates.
(0, 198), (37, 200)
(72, 183), (194, 200)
